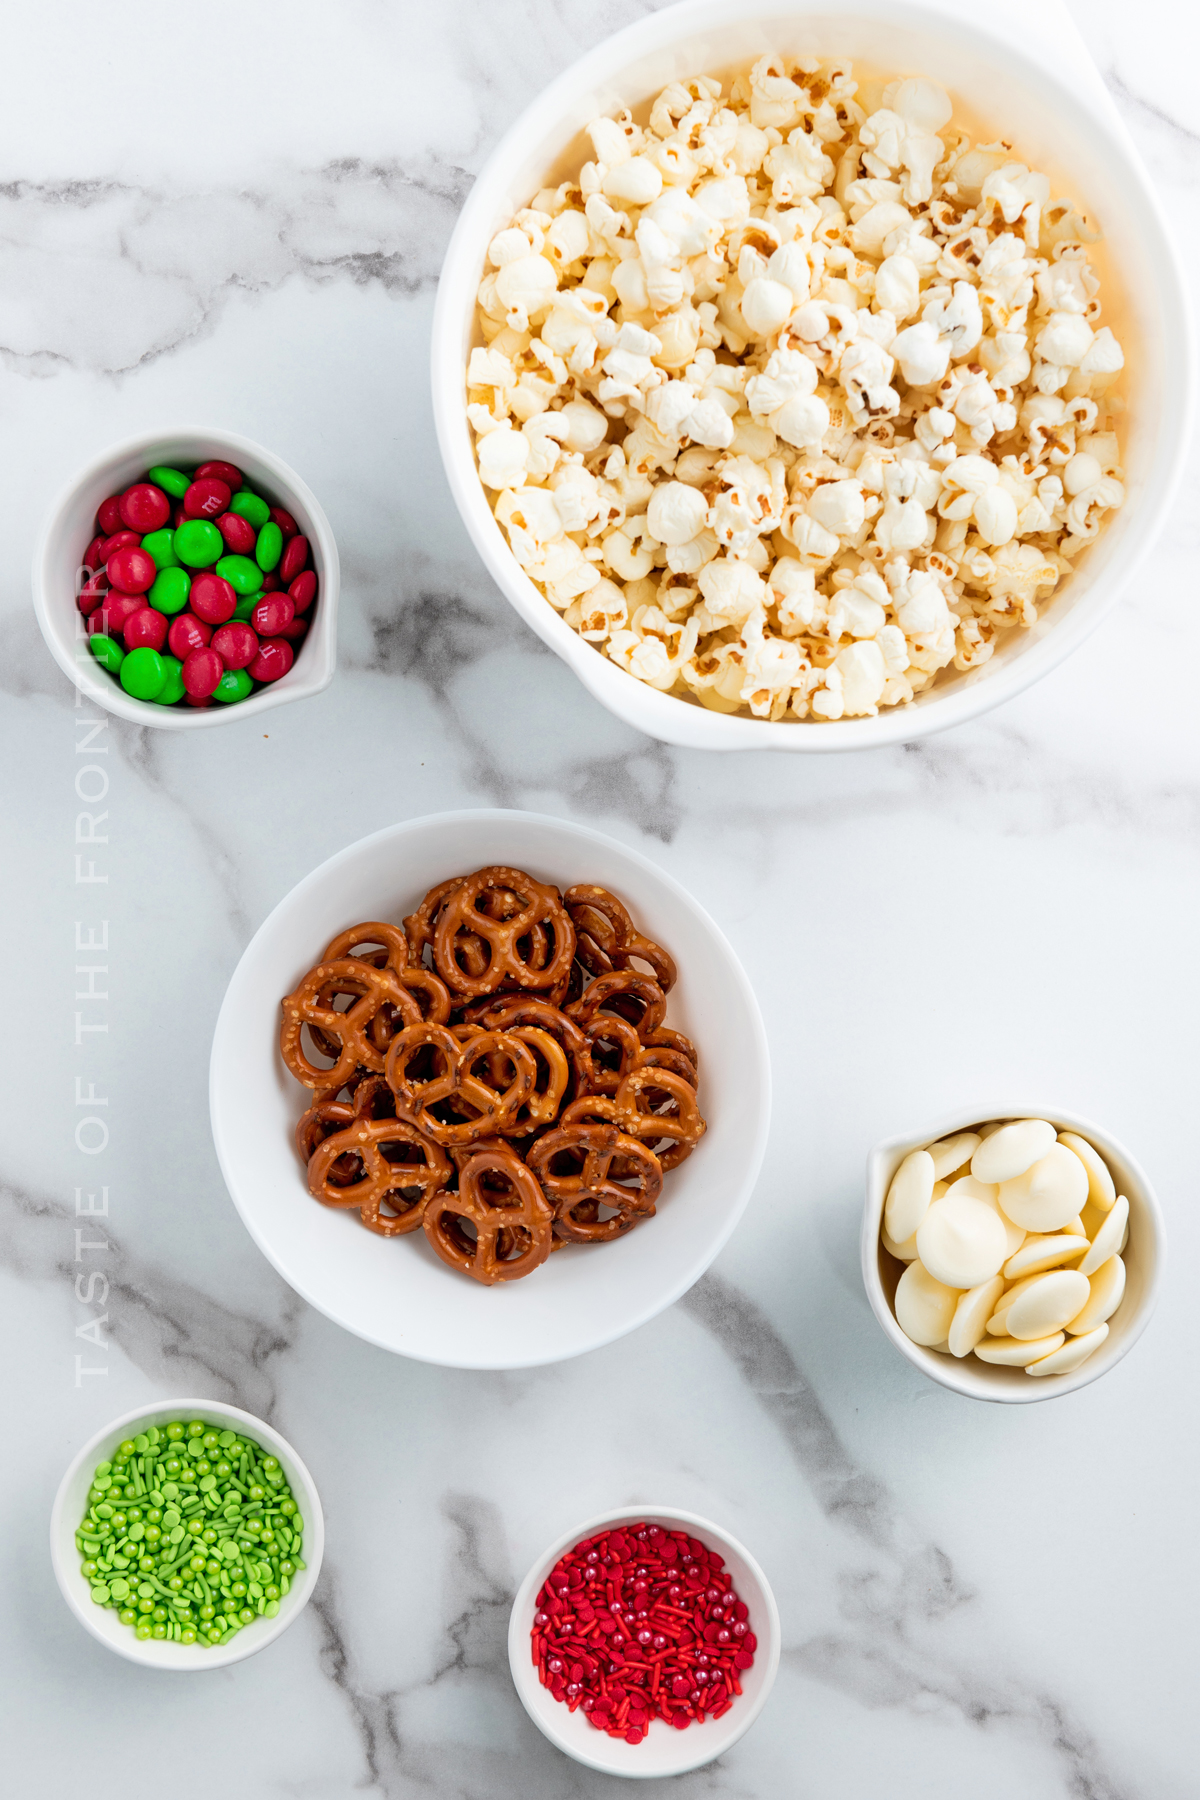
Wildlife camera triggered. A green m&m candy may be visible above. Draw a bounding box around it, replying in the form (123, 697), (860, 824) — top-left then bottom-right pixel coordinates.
(255, 521), (283, 572)
(149, 566), (191, 615)
(213, 667), (253, 704)
(230, 490), (270, 528)
(232, 591), (262, 623)
(141, 528), (179, 571)
(89, 634), (124, 674)
(155, 654), (185, 705)
(216, 554), (262, 595)
(147, 465), (191, 499)
(119, 647), (167, 701)
(173, 519), (223, 569)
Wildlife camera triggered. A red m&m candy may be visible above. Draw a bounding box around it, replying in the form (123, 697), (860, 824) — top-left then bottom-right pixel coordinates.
(288, 571), (317, 612)
(211, 622), (259, 669)
(184, 477), (232, 519)
(97, 495), (125, 536)
(119, 483), (170, 533)
(249, 638), (293, 683)
(168, 613), (212, 659)
(90, 593), (146, 636)
(215, 511), (256, 555)
(182, 647), (224, 699)
(106, 545), (156, 594)
(99, 530), (141, 562)
(124, 608), (169, 652)
(189, 572), (238, 626)
(77, 572), (110, 616)
(250, 594), (294, 636)
(279, 535), (310, 584)
(269, 506), (299, 540)
(196, 460), (244, 491)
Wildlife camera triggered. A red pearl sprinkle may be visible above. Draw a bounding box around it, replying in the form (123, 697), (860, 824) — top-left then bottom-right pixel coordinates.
(215, 511), (257, 555)
(531, 1523), (755, 1743)
(119, 482), (170, 533)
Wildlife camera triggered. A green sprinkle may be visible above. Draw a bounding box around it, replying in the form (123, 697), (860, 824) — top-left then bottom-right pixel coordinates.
(74, 1417), (304, 1651)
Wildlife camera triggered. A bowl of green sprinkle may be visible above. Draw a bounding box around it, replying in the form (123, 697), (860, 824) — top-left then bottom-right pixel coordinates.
(50, 1398), (324, 1669)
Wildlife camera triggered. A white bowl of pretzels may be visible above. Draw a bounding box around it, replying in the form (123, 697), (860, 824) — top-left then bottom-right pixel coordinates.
(209, 809), (770, 1369)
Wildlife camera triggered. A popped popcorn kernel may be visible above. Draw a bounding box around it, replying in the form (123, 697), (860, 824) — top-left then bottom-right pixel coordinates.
(468, 52), (1124, 723)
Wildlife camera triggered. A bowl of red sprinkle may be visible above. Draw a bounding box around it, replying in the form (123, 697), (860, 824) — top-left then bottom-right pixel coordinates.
(33, 426), (338, 728)
(509, 1508), (780, 1777)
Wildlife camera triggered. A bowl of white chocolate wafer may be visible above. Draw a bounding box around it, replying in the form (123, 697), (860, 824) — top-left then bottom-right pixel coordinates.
(862, 1106), (1165, 1402)
(432, 0), (1192, 752)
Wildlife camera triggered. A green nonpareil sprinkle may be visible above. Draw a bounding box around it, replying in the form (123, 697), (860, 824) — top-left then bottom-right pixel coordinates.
(75, 1419), (304, 1650)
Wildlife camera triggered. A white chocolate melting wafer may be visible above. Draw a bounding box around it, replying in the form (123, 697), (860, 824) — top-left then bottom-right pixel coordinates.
(916, 1196), (1008, 1289)
(1003, 1269), (1091, 1341)
(895, 1261), (960, 1347)
(884, 1150), (935, 1244)
(1002, 1235), (1089, 1281)
(1057, 1132), (1116, 1212)
(971, 1119), (1056, 1184)
(1078, 1195), (1129, 1277)
(1066, 1256), (1125, 1335)
(975, 1331), (1065, 1365)
(927, 1132), (982, 1180)
(948, 1277), (1005, 1358)
(998, 1144), (1088, 1233)
(1025, 1324), (1109, 1375)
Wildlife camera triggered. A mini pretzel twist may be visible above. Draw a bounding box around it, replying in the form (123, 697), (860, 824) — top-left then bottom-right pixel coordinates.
(567, 970), (667, 1042)
(281, 959), (414, 1089)
(321, 921), (410, 976)
(306, 1115), (452, 1235)
(424, 1147), (554, 1283)
(462, 994), (593, 1097)
(433, 867), (576, 999)
(565, 885), (677, 992)
(611, 1066), (707, 1171)
(385, 1022), (538, 1145)
(527, 1121), (662, 1242)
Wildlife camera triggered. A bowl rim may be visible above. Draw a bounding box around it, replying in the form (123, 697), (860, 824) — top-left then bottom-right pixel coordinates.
(49, 1396), (325, 1669)
(31, 424), (340, 730)
(507, 1503), (781, 1777)
(208, 807), (772, 1369)
(430, 0), (1195, 753)
(861, 1102), (1166, 1402)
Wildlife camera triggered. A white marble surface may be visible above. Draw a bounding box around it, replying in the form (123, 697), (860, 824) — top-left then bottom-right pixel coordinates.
(2, 1), (1198, 1793)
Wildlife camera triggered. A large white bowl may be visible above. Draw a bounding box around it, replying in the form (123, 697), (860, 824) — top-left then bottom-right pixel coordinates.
(508, 1505), (780, 1777)
(32, 426), (339, 729)
(50, 1398), (324, 1669)
(862, 1104), (1166, 1402)
(209, 810), (770, 1368)
(431, 0), (1193, 752)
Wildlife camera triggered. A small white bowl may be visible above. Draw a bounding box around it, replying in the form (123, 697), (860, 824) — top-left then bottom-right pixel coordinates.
(209, 808), (770, 1369)
(862, 1105), (1166, 1402)
(508, 1505), (780, 1777)
(432, 0), (1193, 753)
(50, 1398), (325, 1668)
(32, 426), (339, 729)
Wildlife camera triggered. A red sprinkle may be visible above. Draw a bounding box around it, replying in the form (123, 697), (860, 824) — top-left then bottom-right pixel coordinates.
(532, 1524), (754, 1743)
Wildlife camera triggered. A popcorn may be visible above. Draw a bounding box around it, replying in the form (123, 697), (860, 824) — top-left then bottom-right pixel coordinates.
(469, 54), (1125, 723)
